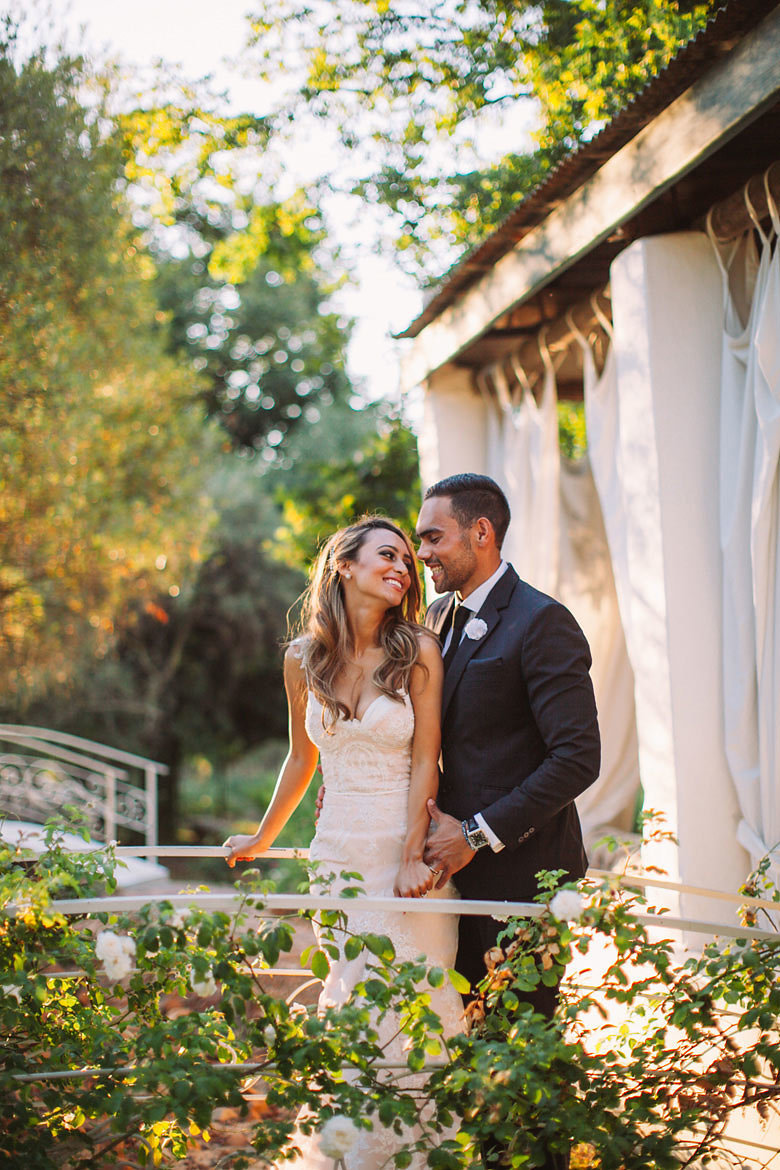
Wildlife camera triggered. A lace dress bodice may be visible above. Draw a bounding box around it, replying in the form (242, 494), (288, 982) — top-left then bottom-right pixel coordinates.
(305, 689), (414, 794)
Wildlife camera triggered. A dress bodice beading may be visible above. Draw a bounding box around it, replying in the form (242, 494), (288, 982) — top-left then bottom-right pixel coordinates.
(305, 690), (414, 795)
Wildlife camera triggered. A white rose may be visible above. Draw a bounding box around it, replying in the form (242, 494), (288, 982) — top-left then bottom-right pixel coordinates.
(319, 1116), (359, 1159)
(548, 889), (586, 922)
(96, 931), (136, 980)
(464, 617), (488, 640)
(189, 967), (218, 998)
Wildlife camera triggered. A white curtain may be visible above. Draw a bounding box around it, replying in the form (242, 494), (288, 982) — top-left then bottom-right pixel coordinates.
(558, 458), (641, 836)
(568, 326), (641, 838)
(495, 337), (641, 840)
(752, 195), (780, 880)
(495, 348), (559, 596)
(711, 190), (780, 881)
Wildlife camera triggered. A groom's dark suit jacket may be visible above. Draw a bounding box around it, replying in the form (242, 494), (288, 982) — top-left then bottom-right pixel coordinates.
(426, 564), (600, 904)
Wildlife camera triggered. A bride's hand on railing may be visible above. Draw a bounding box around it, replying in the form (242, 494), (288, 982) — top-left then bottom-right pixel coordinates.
(223, 834), (264, 868)
(393, 858), (436, 899)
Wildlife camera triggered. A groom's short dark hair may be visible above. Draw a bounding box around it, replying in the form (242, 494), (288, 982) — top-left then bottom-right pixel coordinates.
(425, 474), (511, 549)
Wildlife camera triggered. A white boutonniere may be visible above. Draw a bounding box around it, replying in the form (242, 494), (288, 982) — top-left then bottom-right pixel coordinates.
(464, 617), (488, 640)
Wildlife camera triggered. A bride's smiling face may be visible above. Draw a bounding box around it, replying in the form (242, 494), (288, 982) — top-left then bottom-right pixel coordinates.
(340, 529), (414, 609)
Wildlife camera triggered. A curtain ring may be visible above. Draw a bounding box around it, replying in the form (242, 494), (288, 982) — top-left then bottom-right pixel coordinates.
(565, 307), (590, 350)
(475, 369), (493, 402)
(476, 368), (503, 417)
(744, 176), (768, 245)
(538, 325), (555, 377)
(509, 353), (533, 398)
(590, 289), (613, 338)
(492, 365), (514, 413)
(763, 162), (780, 236)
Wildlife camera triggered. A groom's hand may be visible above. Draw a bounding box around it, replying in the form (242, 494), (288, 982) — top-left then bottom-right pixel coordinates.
(423, 798), (475, 888)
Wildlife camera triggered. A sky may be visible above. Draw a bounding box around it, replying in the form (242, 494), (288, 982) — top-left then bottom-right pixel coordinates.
(17, 0), (536, 408)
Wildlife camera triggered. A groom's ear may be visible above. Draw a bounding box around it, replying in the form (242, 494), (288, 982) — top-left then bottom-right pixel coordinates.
(474, 516), (495, 547)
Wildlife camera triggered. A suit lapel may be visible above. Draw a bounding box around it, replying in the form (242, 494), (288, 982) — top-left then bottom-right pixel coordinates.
(441, 566), (519, 721)
(426, 594), (456, 644)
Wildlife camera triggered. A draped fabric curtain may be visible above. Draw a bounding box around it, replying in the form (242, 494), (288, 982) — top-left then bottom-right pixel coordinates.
(492, 349), (559, 597)
(493, 337), (640, 841)
(710, 185), (780, 882)
(558, 458), (641, 836)
(570, 328), (641, 838)
(751, 192), (780, 881)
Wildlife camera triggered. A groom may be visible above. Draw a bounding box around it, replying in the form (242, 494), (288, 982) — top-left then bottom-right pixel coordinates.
(418, 473), (600, 1165)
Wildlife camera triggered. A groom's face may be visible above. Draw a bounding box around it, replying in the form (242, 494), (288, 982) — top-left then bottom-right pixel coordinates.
(415, 495), (478, 595)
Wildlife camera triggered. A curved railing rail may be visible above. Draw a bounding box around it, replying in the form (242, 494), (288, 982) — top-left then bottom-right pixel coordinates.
(0, 726), (167, 845)
(5, 843), (780, 942)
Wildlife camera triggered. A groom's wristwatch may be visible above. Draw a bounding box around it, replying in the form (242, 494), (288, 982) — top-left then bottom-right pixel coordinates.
(462, 816), (490, 851)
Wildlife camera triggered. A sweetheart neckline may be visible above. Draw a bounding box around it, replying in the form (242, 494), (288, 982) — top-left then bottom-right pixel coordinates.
(307, 690), (407, 725)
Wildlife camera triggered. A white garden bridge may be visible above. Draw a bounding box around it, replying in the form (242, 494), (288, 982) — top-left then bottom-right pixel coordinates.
(2, 729), (779, 1161)
(4, 831), (780, 1166)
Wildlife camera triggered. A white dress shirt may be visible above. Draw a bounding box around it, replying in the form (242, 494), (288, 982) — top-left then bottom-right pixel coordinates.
(441, 560), (508, 852)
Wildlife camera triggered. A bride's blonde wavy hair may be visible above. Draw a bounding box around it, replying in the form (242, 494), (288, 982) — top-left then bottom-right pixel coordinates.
(294, 517), (425, 727)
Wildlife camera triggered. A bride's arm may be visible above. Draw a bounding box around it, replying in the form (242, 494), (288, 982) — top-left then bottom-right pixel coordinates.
(224, 648), (319, 867)
(394, 633), (444, 898)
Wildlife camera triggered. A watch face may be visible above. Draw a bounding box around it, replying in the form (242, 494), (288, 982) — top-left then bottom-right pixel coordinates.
(467, 825), (488, 850)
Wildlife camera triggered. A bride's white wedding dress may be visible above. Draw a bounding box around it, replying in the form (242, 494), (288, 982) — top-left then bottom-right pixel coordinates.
(287, 688), (463, 1169)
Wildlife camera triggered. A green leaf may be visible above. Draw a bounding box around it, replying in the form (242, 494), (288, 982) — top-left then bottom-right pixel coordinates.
(447, 968), (470, 995)
(311, 950), (330, 980)
(345, 936), (364, 960)
(364, 933), (396, 962)
(427, 966), (444, 988)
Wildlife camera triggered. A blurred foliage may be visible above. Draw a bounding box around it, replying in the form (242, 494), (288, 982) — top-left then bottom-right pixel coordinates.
(114, 76), (355, 456)
(273, 409), (420, 572)
(179, 739), (313, 888)
(153, 202), (353, 454)
(0, 11), (422, 841)
(558, 400), (587, 462)
(246, 0), (718, 275)
(14, 465), (306, 839)
(118, 93), (270, 231)
(0, 17), (221, 705)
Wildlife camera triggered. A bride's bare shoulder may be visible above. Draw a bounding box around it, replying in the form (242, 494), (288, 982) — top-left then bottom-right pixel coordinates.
(414, 628), (444, 673)
(284, 637), (310, 685)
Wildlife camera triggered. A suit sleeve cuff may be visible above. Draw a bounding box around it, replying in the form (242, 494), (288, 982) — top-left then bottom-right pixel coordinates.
(475, 812), (505, 852)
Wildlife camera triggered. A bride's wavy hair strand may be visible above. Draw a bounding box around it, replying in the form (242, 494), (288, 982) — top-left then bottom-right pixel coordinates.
(293, 516), (424, 726)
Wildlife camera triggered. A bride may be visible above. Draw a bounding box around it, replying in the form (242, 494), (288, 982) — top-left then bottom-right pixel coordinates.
(224, 516), (463, 1168)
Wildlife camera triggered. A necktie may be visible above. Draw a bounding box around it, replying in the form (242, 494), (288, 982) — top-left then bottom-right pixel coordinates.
(442, 603), (469, 672)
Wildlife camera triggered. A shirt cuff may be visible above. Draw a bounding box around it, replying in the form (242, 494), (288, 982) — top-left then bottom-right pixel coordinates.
(475, 812), (505, 853)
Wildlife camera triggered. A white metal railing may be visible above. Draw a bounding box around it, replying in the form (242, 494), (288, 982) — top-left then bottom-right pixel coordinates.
(5, 842), (780, 1164)
(5, 844), (780, 942)
(0, 726), (166, 845)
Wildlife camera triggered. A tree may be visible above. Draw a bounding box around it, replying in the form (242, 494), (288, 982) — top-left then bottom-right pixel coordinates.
(245, 0), (718, 274)
(152, 199), (354, 454)
(51, 467), (306, 840)
(115, 85), (356, 456)
(272, 406), (421, 571)
(0, 16), (221, 709)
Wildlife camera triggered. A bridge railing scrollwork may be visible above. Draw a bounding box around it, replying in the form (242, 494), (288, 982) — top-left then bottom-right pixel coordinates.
(0, 726), (168, 845)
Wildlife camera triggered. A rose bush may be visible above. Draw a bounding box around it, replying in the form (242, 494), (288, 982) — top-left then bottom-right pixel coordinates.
(2, 822), (779, 1169)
